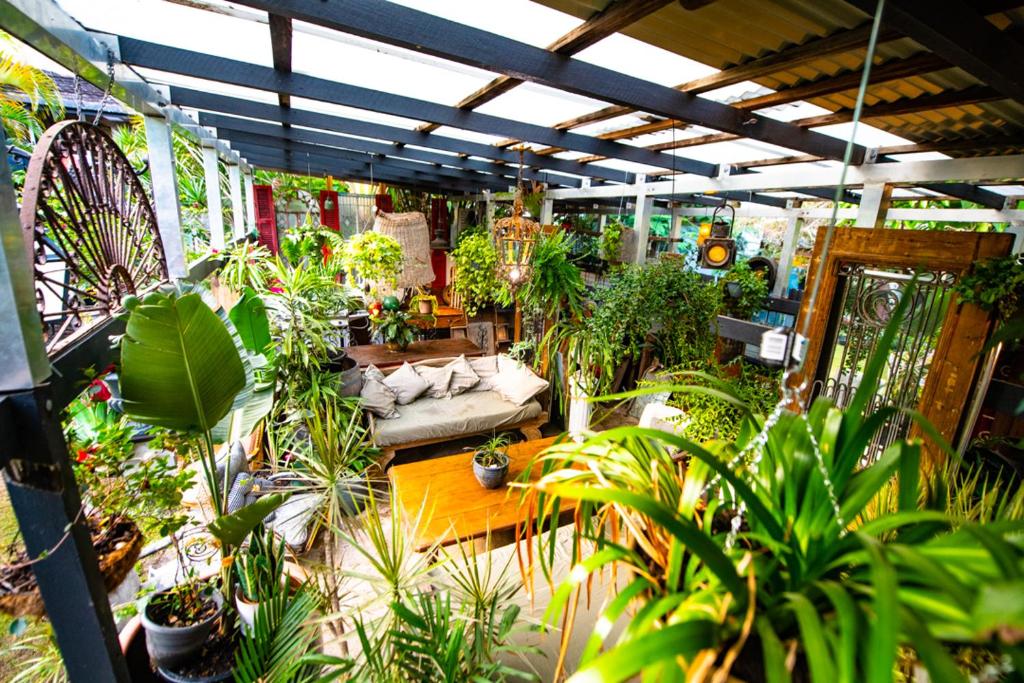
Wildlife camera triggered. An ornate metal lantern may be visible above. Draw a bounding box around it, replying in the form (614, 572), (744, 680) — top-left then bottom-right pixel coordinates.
(492, 156), (539, 291)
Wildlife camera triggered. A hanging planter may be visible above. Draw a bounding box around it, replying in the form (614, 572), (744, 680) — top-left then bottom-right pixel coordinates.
(0, 515), (143, 618)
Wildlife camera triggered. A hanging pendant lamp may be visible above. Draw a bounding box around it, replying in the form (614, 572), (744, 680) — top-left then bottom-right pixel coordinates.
(492, 150), (539, 291)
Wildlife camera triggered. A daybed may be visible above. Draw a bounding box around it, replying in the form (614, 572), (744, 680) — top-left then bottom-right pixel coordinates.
(360, 355), (549, 465)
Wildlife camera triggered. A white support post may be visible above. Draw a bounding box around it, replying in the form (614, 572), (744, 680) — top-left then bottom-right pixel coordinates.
(540, 197), (554, 225)
(669, 204), (682, 241)
(633, 174), (652, 263)
(484, 193), (495, 235)
(243, 168), (256, 236)
(774, 207), (804, 298)
(142, 115), (188, 278)
(202, 145), (225, 250)
(227, 164), (245, 241)
(855, 183), (892, 228)
(598, 214), (607, 231)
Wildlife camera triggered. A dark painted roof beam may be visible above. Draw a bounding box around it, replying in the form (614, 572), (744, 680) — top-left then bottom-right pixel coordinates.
(267, 13), (292, 109)
(169, 87), (638, 183)
(118, 37), (716, 174)
(227, 0), (861, 162)
(198, 112), (584, 187)
(419, 0), (673, 134)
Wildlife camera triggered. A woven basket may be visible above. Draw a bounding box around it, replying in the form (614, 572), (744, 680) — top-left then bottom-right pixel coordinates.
(0, 517), (144, 618)
(372, 210), (435, 290)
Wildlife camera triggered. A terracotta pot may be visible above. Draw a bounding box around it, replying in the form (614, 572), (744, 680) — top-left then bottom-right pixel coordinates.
(417, 299), (433, 315)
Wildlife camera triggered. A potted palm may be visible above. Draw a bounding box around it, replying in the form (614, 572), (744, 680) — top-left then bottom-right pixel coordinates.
(471, 434), (511, 489)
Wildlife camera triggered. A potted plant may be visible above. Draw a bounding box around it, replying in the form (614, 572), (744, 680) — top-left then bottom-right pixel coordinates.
(600, 220), (626, 264)
(411, 290), (438, 316)
(471, 434), (511, 489)
(340, 230), (403, 298)
(451, 231), (511, 317)
(234, 523), (287, 635)
(370, 307), (416, 352)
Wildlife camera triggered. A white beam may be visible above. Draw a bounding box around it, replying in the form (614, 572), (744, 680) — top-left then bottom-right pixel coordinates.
(633, 174), (652, 263)
(546, 155), (1024, 200)
(143, 114), (188, 277)
(243, 168), (256, 235)
(202, 146), (225, 250)
(672, 206), (1024, 223)
(774, 208), (803, 298)
(228, 164), (245, 240)
(855, 183), (892, 228)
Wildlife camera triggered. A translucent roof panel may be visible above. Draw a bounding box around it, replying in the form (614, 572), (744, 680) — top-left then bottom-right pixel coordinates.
(573, 33), (715, 87)
(473, 82), (615, 129)
(428, 126), (509, 146)
(389, 0), (579, 47)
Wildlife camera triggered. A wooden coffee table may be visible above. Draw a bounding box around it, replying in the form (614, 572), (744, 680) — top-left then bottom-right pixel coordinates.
(344, 337), (483, 369)
(389, 436), (570, 552)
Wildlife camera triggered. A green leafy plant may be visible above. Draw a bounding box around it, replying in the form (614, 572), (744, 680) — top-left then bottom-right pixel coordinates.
(234, 582), (322, 683)
(953, 254), (1024, 350)
(521, 286), (1024, 682)
(342, 231), (404, 295)
(472, 433), (511, 468)
(235, 524), (288, 604)
(519, 230), (585, 320)
(599, 221), (625, 262)
(719, 260), (769, 320)
(371, 309), (416, 350)
(451, 231), (510, 316)
(219, 241), (273, 292)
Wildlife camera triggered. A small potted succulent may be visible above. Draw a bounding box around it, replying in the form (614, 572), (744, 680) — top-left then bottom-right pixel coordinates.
(234, 523), (287, 635)
(471, 434), (512, 489)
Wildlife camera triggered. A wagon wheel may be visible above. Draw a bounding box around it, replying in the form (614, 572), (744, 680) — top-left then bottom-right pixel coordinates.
(20, 120), (168, 355)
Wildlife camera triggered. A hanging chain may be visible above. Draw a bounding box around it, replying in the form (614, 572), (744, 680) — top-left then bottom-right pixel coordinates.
(72, 71), (84, 122)
(92, 50), (116, 126)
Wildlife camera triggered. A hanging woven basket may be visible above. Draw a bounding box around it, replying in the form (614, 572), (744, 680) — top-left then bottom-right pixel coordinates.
(0, 515), (143, 618)
(372, 210), (435, 290)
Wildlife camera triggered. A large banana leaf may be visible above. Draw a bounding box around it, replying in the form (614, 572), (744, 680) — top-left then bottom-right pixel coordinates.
(120, 291), (245, 432)
(211, 378), (275, 444)
(230, 287), (273, 357)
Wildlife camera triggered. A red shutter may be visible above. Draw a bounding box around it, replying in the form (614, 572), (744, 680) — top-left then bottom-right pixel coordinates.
(253, 184), (278, 254)
(319, 190), (340, 230)
(375, 192), (393, 213)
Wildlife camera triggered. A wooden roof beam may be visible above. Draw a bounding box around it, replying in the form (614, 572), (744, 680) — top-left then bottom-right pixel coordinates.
(268, 14), (292, 109)
(227, 0), (861, 162)
(417, 0), (673, 134)
(844, 0), (1024, 104)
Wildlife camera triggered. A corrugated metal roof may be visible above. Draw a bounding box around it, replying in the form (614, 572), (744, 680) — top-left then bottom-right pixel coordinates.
(534, 0), (1024, 153)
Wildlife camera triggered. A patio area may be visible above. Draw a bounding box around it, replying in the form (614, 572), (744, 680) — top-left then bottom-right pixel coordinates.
(0, 0), (1022, 681)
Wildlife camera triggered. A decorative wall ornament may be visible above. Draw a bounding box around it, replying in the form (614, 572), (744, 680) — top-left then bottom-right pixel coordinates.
(20, 120), (168, 355)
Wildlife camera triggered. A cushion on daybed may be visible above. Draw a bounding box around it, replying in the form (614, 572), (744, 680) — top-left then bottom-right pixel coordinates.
(492, 354), (550, 405)
(372, 390), (542, 448)
(384, 362), (429, 405)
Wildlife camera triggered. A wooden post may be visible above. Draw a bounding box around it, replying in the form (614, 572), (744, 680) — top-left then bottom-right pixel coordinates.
(540, 197), (554, 225)
(243, 168), (257, 236)
(632, 174), (652, 263)
(774, 205), (804, 298)
(228, 163), (245, 241)
(855, 183), (892, 229)
(202, 145), (225, 250)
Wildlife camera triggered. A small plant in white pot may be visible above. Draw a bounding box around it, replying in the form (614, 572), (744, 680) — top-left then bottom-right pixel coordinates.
(471, 434), (511, 489)
(234, 523), (287, 635)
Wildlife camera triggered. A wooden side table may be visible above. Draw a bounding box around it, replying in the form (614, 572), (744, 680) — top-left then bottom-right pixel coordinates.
(344, 337), (484, 369)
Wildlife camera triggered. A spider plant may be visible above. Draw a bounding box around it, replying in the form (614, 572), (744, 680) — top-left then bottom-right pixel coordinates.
(219, 240), (273, 292)
(520, 285), (1024, 682)
(473, 433), (512, 468)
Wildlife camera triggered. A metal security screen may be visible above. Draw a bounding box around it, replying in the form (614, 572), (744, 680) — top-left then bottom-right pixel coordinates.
(811, 263), (956, 457)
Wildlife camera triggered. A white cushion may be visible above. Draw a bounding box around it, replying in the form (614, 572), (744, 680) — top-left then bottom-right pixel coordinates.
(416, 363), (454, 399)
(468, 355), (499, 392)
(492, 355), (549, 406)
(445, 355), (480, 396)
(361, 365), (399, 418)
(384, 362), (429, 405)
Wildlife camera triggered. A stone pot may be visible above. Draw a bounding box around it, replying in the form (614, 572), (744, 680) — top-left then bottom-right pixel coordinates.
(472, 452), (510, 489)
(324, 350), (361, 398)
(140, 587), (224, 670)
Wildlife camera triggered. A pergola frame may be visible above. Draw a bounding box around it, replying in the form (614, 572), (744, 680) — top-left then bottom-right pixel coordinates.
(0, 1), (1023, 680)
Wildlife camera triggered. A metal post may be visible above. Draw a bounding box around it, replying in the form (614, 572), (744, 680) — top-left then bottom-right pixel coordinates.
(855, 183), (892, 229)
(0, 147), (130, 681)
(228, 163), (245, 241)
(243, 168), (257, 236)
(142, 115), (188, 278)
(633, 174), (652, 263)
(774, 205), (804, 298)
(202, 145), (225, 250)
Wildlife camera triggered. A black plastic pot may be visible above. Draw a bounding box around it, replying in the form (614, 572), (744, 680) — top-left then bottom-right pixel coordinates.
(140, 587), (224, 670)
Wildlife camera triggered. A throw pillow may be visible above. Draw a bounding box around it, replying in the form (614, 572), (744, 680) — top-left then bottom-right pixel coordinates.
(445, 355), (480, 396)
(360, 365), (399, 418)
(492, 354), (550, 406)
(384, 362), (430, 405)
(416, 363), (454, 399)
(468, 355), (499, 392)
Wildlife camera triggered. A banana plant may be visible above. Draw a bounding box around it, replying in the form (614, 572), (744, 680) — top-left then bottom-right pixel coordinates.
(520, 285), (1024, 682)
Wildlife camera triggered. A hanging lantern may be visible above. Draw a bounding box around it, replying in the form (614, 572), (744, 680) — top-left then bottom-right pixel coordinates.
(492, 151), (540, 290)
